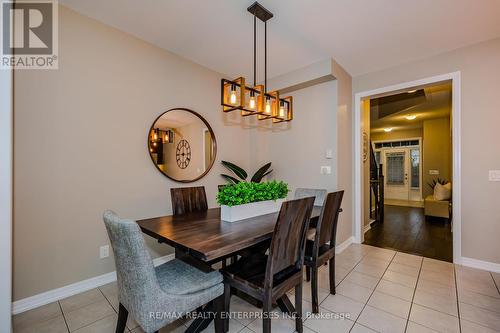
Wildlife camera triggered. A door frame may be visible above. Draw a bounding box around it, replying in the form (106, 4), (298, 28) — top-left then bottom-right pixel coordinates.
(0, 66), (13, 328)
(354, 71), (461, 263)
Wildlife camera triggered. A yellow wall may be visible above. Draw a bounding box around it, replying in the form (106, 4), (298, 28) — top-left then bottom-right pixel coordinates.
(423, 118), (452, 197)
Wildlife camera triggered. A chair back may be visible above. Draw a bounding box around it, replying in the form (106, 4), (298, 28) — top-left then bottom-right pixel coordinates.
(102, 211), (158, 310)
(314, 191), (344, 251)
(171, 186), (208, 215)
(265, 197), (315, 288)
(294, 188), (327, 206)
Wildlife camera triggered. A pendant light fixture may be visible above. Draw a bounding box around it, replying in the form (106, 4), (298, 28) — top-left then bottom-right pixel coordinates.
(221, 2), (293, 123)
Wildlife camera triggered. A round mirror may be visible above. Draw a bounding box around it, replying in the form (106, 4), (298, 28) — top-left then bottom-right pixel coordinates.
(148, 108), (217, 182)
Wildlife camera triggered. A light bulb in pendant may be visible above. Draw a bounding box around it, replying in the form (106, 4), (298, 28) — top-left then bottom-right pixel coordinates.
(249, 91), (256, 109)
(153, 132), (158, 140)
(279, 101), (285, 118)
(229, 84), (237, 105)
(265, 97), (271, 114)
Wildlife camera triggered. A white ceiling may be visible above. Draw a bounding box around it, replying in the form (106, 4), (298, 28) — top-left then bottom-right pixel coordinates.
(60, 0), (500, 78)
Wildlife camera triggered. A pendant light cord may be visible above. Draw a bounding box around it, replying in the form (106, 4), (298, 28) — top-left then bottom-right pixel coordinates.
(253, 13), (256, 87)
(264, 21), (267, 93)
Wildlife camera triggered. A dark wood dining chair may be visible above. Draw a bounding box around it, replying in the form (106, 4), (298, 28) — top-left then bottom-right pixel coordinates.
(170, 186), (208, 215)
(304, 190), (344, 313)
(220, 197), (315, 333)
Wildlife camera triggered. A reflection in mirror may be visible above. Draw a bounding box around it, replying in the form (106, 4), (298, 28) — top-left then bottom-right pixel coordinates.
(148, 109), (216, 182)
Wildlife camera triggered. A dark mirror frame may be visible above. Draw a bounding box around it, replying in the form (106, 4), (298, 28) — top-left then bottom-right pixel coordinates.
(147, 108), (217, 183)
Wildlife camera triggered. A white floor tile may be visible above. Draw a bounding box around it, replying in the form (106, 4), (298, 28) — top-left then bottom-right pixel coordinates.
(413, 288), (458, 316)
(336, 281), (373, 303)
(383, 270), (418, 288)
(376, 279), (414, 302)
(409, 304), (459, 333)
(405, 321), (439, 333)
(392, 253), (422, 268)
(460, 319), (500, 333)
(459, 302), (500, 331)
(357, 305), (407, 333)
(319, 294), (365, 320)
(367, 291), (411, 319)
(13, 302), (62, 332)
(60, 289), (106, 314)
(304, 316), (354, 333)
(342, 271), (380, 290)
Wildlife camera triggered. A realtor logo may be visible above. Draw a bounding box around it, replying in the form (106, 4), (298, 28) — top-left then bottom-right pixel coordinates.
(1, 0), (58, 69)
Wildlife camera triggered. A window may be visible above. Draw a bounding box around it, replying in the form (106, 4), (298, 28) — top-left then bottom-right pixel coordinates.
(386, 152), (405, 185)
(410, 148), (420, 188)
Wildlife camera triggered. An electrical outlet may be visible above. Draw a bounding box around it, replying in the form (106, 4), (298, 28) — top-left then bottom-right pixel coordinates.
(325, 149), (333, 159)
(489, 170), (500, 181)
(320, 166), (331, 175)
(99, 245), (109, 259)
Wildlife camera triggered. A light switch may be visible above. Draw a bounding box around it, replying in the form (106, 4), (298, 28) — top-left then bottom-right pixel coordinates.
(325, 149), (333, 159)
(429, 170), (440, 175)
(321, 166), (331, 175)
(489, 170), (500, 181)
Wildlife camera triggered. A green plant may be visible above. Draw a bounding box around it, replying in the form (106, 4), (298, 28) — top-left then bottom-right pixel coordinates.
(427, 178), (448, 190)
(217, 181), (289, 206)
(221, 161), (273, 183)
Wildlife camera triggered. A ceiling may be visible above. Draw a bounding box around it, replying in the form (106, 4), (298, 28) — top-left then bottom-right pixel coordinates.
(370, 83), (452, 133)
(60, 0), (500, 78)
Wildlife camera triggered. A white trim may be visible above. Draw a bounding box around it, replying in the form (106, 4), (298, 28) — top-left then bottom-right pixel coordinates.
(354, 72), (462, 263)
(0, 66), (13, 333)
(364, 223), (372, 234)
(335, 236), (354, 254)
(12, 254), (175, 315)
(459, 257), (500, 274)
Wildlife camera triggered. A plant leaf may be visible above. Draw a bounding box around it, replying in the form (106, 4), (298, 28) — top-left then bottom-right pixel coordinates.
(251, 162), (272, 183)
(221, 174), (241, 184)
(221, 161), (247, 180)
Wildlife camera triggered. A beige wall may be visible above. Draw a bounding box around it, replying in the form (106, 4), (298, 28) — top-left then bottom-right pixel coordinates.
(422, 118), (452, 197)
(13, 7), (252, 300)
(354, 37), (500, 264)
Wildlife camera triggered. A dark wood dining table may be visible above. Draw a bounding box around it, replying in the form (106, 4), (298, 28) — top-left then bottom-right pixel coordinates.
(137, 206), (321, 333)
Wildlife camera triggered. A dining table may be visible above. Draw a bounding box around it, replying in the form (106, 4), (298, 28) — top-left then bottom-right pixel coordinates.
(137, 206), (322, 333)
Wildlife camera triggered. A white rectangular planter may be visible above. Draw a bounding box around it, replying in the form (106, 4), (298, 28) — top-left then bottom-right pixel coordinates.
(221, 199), (285, 222)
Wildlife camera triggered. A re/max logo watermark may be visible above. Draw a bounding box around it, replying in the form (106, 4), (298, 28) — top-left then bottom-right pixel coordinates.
(1, 0), (58, 69)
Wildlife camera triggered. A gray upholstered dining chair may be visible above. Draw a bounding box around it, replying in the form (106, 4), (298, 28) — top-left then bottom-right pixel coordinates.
(103, 210), (224, 333)
(294, 188), (327, 206)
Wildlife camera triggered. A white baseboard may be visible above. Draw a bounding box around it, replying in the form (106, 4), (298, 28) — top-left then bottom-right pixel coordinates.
(459, 256), (500, 274)
(336, 236), (354, 254)
(12, 254), (174, 315)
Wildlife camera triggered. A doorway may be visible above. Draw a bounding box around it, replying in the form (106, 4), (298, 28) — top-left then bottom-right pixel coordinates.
(354, 72), (461, 263)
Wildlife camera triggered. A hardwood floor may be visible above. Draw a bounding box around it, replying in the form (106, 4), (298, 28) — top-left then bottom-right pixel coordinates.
(363, 204), (453, 262)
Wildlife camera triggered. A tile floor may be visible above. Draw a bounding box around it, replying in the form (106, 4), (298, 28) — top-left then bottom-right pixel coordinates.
(13, 244), (500, 333)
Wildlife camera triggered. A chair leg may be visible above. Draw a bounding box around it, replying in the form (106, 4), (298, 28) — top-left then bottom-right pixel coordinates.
(311, 267), (319, 314)
(263, 296), (272, 333)
(305, 266), (311, 282)
(223, 283), (231, 333)
(295, 283), (303, 333)
(329, 257), (336, 295)
(214, 294), (225, 333)
(116, 303), (128, 333)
